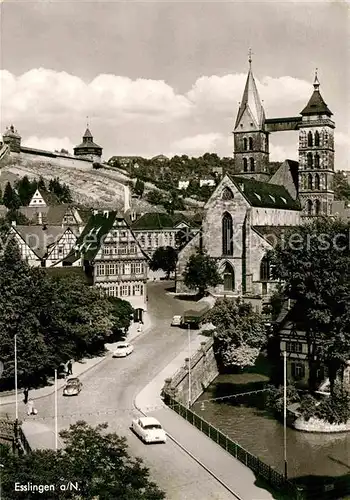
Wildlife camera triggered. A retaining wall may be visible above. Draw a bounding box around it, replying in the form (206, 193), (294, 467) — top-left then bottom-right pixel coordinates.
(163, 338), (219, 406)
(294, 416), (350, 433)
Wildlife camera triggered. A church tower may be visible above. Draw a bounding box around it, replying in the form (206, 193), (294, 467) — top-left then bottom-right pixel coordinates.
(298, 71), (335, 217)
(233, 53), (269, 181)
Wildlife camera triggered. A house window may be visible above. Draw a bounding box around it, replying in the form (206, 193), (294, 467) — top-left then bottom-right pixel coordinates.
(291, 362), (305, 380)
(96, 264), (105, 276)
(222, 187), (234, 200)
(243, 138), (248, 151)
(223, 262), (235, 291)
(315, 199), (321, 215)
(131, 262), (142, 274)
(250, 158), (255, 172)
(129, 244), (137, 254)
(307, 131), (313, 147)
(315, 130), (320, 146)
(243, 158), (248, 172)
(222, 212), (233, 256)
(249, 137), (253, 151)
(133, 284), (141, 295)
(103, 246), (111, 255)
(118, 245), (128, 255)
(306, 199), (313, 215)
(260, 256), (271, 281)
(286, 342), (303, 353)
(108, 286), (117, 297)
(105, 263), (116, 275)
(307, 153), (313, 168)
(314, 173), (320, 190)
(307, 173), (313, 190)
(314, 153), (320, 168)
(121, 285), (130, 296)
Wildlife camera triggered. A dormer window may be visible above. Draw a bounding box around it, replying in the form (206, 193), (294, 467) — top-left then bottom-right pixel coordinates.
(281, 197), (287, 204)
(269, 195), (275, 203)
(254, 193), (261, 201)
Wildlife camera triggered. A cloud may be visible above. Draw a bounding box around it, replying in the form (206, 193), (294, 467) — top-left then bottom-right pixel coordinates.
(170, 133), (230, 156)
(187, 73), (311, 116)
(0, 68), (192, 126)
(21, 135), (76, 154)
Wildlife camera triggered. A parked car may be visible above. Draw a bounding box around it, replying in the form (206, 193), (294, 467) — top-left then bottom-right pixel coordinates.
(171, 315), (183, 326)
(63, 378), (82, 396)
(131, 417), (166, 444)
(112, 342), (134, 358)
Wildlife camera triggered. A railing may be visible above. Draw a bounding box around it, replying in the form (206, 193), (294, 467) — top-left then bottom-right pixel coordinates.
(163, 394), (304, 499)
(0, 418), (31, 455)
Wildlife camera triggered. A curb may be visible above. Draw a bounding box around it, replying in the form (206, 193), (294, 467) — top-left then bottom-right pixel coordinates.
(133, 379), (242, 500)
(0, 321), (152, 407)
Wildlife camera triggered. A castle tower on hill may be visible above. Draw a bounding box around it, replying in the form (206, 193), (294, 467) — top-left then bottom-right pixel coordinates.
(74, 125), (103, 162)
(298, 71), (335, 217)
(233, 53), (270, 181)
(2, 125), (21, 153)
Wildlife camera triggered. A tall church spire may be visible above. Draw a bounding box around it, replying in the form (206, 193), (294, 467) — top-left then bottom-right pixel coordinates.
(234, 56), (265, 130)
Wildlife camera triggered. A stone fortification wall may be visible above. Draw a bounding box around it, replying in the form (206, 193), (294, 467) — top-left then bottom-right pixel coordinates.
(163, 338), (219, 406)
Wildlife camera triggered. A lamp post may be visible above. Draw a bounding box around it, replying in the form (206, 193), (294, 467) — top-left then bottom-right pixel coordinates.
(283, 350), (288, 480)
(54, 369), (58, 451)
(188, 323), (191, 408)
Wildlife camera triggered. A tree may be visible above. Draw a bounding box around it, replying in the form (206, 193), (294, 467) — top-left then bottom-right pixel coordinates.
(38, 175), (47, 191)
(108, 296), (134, 335)
(49, 177), (72, 203)
(16, 175), (33, 205)
(134, 178), (145, 197)
(150, 246), (178, 279)
(145, 189), (164, 206)
(2, 182), (18, 210)
(207, 298), (267, 370)
(183, 250), (222, 297)
(333, 171), (350, 201)
(269, 218), (350, 394)
(1, 421), (165, 500)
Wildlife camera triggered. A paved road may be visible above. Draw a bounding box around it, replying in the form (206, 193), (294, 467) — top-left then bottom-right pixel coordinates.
(8, 282), (236, 499)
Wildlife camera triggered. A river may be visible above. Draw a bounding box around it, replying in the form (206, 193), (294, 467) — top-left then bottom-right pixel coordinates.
(195, 373), (350, 480)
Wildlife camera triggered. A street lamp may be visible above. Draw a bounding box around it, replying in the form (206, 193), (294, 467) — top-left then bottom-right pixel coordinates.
(188, 323), (191, 408)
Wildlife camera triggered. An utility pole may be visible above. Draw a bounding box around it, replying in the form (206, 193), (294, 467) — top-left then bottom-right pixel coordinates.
(14, 335), (18, 422)
(188, 323), (191, 408)
(283, 350), (288, 480)
(54, 369), (58, 451)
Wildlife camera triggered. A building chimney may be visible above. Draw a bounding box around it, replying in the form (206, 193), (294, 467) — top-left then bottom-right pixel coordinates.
(37, 212), (42, 225)
(124, 185), (131, 212)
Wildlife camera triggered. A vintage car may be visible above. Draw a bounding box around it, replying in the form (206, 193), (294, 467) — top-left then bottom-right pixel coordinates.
(131, 417), (166, 444)
(63, 377), (82, 396)
(112, 342), (134, 358)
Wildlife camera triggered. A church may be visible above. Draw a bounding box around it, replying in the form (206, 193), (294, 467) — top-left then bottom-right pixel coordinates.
(176, 57), (336, 310)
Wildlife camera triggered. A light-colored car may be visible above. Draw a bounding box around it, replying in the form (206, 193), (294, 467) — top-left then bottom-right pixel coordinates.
(63, 378), (82, 396)
(171, 315), (183, 326)
(112, 342), (134, 358)
(131, 417), (166, 444)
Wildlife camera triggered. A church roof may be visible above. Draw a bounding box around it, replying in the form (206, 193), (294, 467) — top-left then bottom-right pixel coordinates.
(235, 68), (265, 129)
(268, 160), (299, 200)
(230, 175), (300, 210)
(74, 140), (102, 150)
(131, 212), (198, 231)
(300, 88), (332, 116)
(83, 128), (93, 138)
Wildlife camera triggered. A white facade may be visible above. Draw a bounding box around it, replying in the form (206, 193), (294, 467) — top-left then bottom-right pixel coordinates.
(28, 189), (47, 207)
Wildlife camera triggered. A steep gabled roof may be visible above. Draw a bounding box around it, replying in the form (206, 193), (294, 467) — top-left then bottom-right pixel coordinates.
(12, 225), (66, 258)
(83, 128), (93, 138)
(235, 68), (265, 129)
(71, 211), (119, 261)
(230, 175), (301, 210)
(268, 160), (299, 200)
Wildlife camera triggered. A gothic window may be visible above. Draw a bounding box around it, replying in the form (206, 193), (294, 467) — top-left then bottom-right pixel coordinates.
(307, 174), (313, 190)
(299, 130), (307, 148)
(314, 173), (320, 190)
(315, 130), (320, 146)
(222, 187), (234, 200)
(243, 158), (248, 172)
(223, 262), (235, 291)
(222, 212), (233, 256)
(307, 153), (313, 168)
(250, 158), (255, 172)
(314, 153), (320, 168)
(243, 138), (248, 151)
(260, 256), (271, 281)
(322, 129), (328, 146)
(307, 131), (313, 147)
(249, 137), (253, 151)
(315, 200), (321, 215)
(306, 199), (313, 215)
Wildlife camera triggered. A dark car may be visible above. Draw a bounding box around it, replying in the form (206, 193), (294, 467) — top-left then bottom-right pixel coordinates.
(63, 377), (82, 396)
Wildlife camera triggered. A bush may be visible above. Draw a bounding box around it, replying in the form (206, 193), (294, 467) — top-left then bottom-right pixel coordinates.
(266, 384), (300, 414)
(299, 384), (350, 424)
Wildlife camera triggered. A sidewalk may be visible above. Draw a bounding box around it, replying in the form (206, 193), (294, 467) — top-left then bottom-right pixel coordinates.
(135, 335), (274, 500)
(0, 315), (152, 407)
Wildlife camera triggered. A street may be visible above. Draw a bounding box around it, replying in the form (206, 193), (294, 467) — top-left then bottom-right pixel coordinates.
(6, 282), (236, 500)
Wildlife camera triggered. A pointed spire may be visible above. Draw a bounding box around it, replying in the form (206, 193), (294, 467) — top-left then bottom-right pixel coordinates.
(234, 54), (265, 130)
(313, 68), (320, 91)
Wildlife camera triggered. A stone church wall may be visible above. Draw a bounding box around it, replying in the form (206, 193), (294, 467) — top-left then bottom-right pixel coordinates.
(251, 207), (301, 226)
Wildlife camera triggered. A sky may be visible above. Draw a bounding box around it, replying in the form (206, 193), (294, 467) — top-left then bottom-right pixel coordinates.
(1, 0), (349, 169)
